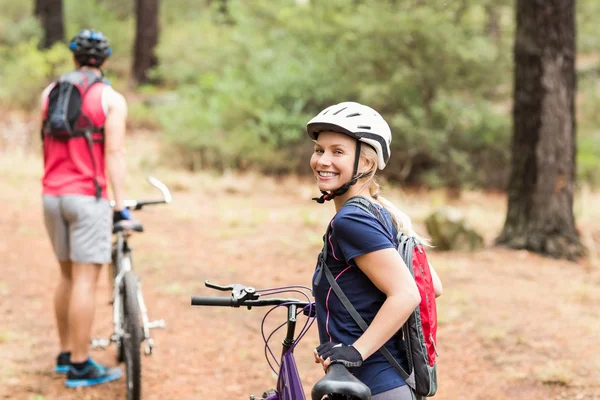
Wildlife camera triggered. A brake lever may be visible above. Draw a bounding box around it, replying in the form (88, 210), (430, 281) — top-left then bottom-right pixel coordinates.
(205, 280), (236, 291)
(204, 281), (259, 302)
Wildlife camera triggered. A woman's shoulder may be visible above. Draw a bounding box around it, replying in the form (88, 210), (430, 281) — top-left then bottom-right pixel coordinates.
(333, 202), (394, 233)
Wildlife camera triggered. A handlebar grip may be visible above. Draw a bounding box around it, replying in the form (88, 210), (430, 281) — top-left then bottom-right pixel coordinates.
(191, 296), (234, 307)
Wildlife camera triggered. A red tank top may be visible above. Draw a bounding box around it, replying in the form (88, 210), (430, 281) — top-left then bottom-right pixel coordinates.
(41, 77), (109, 199)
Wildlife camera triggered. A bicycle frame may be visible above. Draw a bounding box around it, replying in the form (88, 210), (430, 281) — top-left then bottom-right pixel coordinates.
(91, 175), (170, 353)
(263, 303), (306, 400)
(111, 233), (164, 355)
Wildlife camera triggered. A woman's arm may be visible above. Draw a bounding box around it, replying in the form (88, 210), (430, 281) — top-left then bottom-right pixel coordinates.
(317, 247), (421, 369)
(317, 248), (421, 368)
(350, 248), (421, 361)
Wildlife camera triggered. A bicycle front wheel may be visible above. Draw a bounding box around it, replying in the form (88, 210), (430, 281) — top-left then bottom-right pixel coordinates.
(121, 270), (142, 400)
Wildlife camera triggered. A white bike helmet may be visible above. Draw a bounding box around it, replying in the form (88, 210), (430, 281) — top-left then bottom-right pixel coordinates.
(307, 102), (392, 203)
(306, 101), (392, 170)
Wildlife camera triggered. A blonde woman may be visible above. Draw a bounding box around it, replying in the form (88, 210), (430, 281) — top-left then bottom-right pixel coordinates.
(308, 102), (442, 400)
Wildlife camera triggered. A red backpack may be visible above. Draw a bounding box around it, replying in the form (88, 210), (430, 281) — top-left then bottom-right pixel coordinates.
(321, 196), (438, 397)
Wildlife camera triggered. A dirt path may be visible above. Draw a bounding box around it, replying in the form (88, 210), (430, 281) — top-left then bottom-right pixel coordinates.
(1, 164), (599, 400)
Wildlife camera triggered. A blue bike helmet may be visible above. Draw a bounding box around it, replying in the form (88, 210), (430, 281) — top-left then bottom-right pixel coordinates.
(69, 29), (112, 67)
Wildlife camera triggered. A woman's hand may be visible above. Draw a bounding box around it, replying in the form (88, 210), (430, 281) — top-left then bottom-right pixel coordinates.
(314, 348), (328, 372)
(314, 342), (363, 372)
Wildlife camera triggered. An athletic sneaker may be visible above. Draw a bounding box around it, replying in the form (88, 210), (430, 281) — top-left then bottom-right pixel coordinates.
(55, 352), (70, 373)
(65, 358), (122, 388)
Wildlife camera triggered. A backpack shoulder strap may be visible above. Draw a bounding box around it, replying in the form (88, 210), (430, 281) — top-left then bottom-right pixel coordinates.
(320, 197), (381, 264)
(322, 263), (414, 386)
(343, 196), (384, 222)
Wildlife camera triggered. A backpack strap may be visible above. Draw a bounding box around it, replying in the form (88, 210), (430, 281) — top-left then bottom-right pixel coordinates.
(317, 196), (384, 284)
(343, 196), (385, 225)
(322, 264), (415, 388)
(76, 70), (105, 200)
(319, 196), (416, 388)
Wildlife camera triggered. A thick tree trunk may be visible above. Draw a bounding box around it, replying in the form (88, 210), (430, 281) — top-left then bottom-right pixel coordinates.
(34, 0), (64, 49)
(497, 0), (585, 260)
(133, 0), (159, 84)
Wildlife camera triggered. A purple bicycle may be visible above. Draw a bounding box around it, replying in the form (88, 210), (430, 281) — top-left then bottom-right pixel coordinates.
(191, 281), (371, 400)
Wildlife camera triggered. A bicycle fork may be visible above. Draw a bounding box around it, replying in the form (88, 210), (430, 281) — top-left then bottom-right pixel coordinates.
(91, 256), (166, 354)
(137, 279), (166, 355)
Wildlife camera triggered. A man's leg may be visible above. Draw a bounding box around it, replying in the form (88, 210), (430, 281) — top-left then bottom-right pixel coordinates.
(63, 195), (120, 388)
(68, 262), (102, 363)
(43, 194), (72, 370)
(54, 260), (73, 352)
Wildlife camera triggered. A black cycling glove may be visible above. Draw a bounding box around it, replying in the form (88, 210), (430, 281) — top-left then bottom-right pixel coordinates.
(316, 342), (363, 368)
(113, 208), (132, 224)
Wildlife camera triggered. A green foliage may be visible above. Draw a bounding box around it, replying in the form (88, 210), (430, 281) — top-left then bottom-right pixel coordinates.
(1, 0), (599, 188)
(153, 0), (514, 186)
(0, 0), (134, 109)
(63, 0), (135, 72)
(577, 0), (600, 53)
(0, 40), (72, 108)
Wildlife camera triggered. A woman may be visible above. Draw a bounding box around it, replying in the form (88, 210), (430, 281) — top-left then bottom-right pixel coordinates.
(308, 102), (443, 400)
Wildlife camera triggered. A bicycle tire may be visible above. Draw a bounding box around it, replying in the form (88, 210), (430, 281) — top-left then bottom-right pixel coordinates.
(112, 252), (126, 364)
(122, 270), (142, 400)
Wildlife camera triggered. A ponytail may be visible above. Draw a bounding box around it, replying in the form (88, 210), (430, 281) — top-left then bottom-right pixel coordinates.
(365, 157), (431, 247)
(356, 143), (431, 247)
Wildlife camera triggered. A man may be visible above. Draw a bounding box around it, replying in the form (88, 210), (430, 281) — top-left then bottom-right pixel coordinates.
(41, 29), (131, 388)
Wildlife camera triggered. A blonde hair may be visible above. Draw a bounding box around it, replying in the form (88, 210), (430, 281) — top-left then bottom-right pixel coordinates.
(359, 145), (431, 247)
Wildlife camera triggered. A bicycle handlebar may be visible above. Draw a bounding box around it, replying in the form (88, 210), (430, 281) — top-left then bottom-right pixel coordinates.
(110, 176), (172, 210)
(191, 280), (313, 313)
(190, 296), (310, 308)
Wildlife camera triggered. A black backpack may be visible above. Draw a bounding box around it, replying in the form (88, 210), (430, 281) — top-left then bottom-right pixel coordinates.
(42, 70), (106, 199)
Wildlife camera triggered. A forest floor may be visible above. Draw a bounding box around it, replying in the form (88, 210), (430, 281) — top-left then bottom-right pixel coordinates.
(1, 134), (599, 400)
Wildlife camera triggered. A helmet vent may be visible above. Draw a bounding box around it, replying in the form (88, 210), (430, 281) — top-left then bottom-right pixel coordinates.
(357, 125), (371, 130)
(346, 113), (361, 118)
(333, 106), (348, 115)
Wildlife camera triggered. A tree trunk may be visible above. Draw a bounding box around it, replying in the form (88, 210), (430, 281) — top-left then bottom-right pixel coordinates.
(133, 0), (159, 84)
(34, 0), (64, 49)
(484, 4), (501, 45)
(496, 0), (585, 260)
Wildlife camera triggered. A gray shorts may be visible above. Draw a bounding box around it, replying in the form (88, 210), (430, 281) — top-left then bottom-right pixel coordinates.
(372, 385), (418, 400)
(43, 195), (111, 264)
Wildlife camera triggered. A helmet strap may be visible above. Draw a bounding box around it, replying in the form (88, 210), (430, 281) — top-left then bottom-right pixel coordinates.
(312, 141), (364, 204)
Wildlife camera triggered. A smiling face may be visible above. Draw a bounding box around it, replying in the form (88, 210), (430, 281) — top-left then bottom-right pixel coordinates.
(310, 131), (360, 193)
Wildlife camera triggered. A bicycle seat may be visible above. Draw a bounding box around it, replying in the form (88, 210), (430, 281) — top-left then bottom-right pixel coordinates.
(311, 363), (371, 400)
(113, 220), (144, 233)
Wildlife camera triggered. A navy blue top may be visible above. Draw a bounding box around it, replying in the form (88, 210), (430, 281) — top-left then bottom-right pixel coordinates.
(312, 202), (408, 395)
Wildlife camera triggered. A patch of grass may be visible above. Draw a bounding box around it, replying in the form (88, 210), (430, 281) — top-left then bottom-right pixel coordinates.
(300, 209), (323, 228)
(535, 361), (575, 386)
(0, 330), (13, 344)
(160, 282), (187, 296)
(216, 226), (259, 240)
(436, 304), (465, 326)
(134, 251), (171, 272)
(16, 225), (39, 237)
(480, 326), (508, 342)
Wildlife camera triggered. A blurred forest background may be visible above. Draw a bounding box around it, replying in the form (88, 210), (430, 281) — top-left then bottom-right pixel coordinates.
(2, 0), (599, 191)
(3, 2), (600, 399)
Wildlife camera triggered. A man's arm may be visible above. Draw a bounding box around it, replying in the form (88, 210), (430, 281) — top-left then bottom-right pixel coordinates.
(104, 88), (128, 211)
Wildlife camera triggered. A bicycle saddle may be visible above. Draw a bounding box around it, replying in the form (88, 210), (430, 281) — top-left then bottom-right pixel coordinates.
(311, 363), (371, 400)
(113, 220), (144, 233)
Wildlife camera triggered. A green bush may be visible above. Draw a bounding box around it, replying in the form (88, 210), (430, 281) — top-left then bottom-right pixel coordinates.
(1, 0), (599, 189)
(153, 0), (513, 187)
(0, 40), (72, 109)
